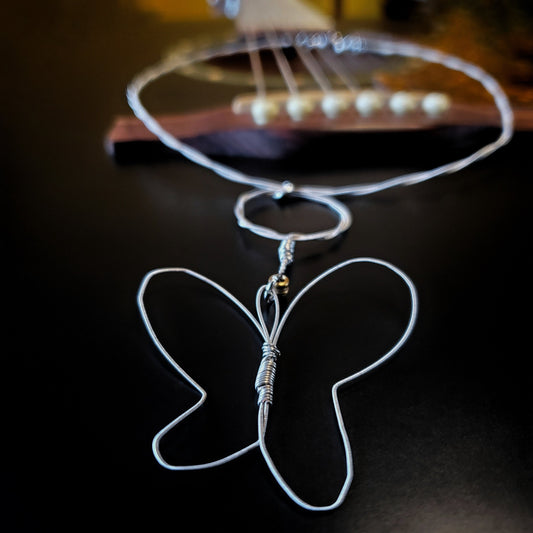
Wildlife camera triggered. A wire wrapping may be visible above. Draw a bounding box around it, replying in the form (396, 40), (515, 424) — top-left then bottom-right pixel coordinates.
(278, 238), (295, 274)
(255, 342), (280, 405)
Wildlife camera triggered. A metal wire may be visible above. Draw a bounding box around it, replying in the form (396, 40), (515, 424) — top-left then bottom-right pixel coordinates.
(255, 342), (280, 405)
(127, 31), (514, 200)
(137, 257), (418, 511)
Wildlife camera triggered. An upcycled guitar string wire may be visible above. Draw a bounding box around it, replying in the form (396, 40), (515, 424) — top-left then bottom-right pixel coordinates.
(129, 31), (513, 511)
(138, 258), (418, 512)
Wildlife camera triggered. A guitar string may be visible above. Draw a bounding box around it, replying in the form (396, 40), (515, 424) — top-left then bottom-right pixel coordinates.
(127, 32), (513, 199)
(137, 258), (418, 510)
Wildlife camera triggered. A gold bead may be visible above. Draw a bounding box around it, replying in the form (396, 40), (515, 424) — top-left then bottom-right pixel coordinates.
(268, 274), (290, 295)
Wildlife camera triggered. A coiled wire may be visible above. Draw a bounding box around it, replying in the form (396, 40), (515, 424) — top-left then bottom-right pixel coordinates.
(278, 238), (295, 275)
(255, 342), (280, 405)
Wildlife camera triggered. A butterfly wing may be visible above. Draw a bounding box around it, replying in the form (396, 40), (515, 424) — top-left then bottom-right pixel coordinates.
(258, 258), (418, 510)
(138, 267), (264, 470)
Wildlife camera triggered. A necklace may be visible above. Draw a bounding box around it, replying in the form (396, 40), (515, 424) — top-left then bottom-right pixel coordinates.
(128, 29), (513, 511)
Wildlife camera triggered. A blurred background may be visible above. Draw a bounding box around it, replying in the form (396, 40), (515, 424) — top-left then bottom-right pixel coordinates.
(129, 0), (533, 107)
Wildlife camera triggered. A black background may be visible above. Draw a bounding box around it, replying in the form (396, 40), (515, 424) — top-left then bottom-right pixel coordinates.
(3, 2), (532, 531)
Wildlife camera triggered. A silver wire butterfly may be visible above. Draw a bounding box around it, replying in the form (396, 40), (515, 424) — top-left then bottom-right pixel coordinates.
(138, 257), (418, 511)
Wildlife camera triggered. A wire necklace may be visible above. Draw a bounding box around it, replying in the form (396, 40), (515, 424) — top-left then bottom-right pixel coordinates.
(128, 26), (513, 511)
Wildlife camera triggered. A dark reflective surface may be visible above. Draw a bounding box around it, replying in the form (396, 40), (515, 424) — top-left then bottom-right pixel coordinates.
(4, 3), (533, 531)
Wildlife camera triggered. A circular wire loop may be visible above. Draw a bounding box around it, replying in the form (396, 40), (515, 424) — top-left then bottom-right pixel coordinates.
(234, 188), (353, 241)
(127, 31), (513, 201)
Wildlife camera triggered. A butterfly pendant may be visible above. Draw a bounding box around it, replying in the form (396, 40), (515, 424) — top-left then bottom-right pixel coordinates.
(138, 257), (418, 511)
